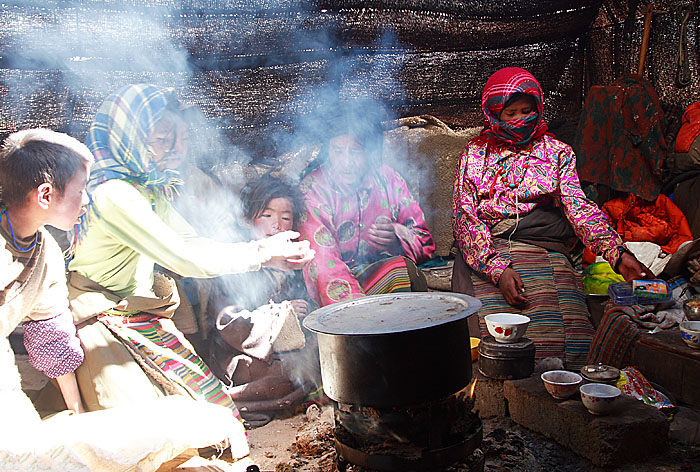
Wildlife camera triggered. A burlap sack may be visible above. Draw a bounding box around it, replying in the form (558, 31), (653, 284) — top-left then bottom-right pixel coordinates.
(384, 116), (480, 256)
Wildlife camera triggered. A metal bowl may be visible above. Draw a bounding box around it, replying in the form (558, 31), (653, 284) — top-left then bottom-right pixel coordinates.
(683, 298), (700, 321)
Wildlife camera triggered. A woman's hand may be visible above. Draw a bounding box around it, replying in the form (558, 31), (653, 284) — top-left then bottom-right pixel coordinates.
(367, 223), (401, 253)
(616, 252), (653, 281)
(259, 231), (315, 271)
(290, 299), (309, 319)
(497, 266), (529, 307)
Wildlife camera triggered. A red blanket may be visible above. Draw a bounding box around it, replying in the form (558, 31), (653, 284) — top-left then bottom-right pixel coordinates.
(675, 102), (700, 153)
(603, 194), (693, 254)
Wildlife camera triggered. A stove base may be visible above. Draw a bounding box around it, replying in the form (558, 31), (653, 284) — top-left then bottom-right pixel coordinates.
(334, 417), (483, 472)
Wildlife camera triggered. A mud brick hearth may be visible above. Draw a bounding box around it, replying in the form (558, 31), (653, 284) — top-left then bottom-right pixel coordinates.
(473, 373), (669, 467)
(473, 372), (507, 418)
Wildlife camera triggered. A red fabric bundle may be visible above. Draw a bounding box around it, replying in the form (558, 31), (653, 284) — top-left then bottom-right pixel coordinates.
(675, 102), (700, 153)
(602, 194), (693, 254)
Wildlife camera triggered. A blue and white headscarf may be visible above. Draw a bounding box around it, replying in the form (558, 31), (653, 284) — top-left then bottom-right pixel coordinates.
(76, 84), (185, 241)
(85, 83), (183, 195)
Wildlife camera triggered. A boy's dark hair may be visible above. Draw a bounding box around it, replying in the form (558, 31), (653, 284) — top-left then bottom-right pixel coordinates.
(241, 173), (304, 228)
(0, 129), (94, 208)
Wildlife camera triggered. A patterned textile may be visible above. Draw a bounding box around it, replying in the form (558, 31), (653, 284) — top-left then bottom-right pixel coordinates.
(477, 67), (549, 147)
(351, 255), (412, 295)
(453, 134), (624, 284)
(586, 302), (643, 368)
(473, 239), (594, 370)
(299, 164), (435, 306)
(83, 84), (183, 211)
(573, 75), (668, 201)
(23, 312), (84, 378)
(99, 313), (243, 421)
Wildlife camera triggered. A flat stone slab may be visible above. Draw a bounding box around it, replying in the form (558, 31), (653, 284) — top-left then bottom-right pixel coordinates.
(504, 376), (669, 467)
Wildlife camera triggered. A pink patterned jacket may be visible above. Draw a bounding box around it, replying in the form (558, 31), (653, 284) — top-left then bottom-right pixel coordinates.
(453, 135), (624, 285)
(299, 164), (435, 306)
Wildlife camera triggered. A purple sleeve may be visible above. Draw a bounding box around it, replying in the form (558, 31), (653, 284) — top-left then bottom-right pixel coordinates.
(298, 173), (366, 306)
(452, 149), (510, 284)
(23, 311), (84, 379)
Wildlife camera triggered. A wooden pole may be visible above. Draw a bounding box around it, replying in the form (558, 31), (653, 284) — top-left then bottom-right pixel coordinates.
(637, 5), (654, 76)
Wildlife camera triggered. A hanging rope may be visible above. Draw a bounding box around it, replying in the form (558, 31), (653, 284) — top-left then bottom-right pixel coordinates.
(675, 4), (694, 88)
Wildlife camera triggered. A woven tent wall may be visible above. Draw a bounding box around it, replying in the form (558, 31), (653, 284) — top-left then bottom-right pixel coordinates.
(1, 0), (697, 256)
(4, 0), (695, 161)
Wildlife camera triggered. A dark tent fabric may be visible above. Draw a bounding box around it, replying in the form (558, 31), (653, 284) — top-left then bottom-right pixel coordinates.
(0, 0), (697, 162)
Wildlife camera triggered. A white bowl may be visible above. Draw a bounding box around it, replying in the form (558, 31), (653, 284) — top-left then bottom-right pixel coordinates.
(579, 383), (621, 415)
(484, 313), (530, 343)
(541, 370), (583, 400)
(680, 321), (700, 350)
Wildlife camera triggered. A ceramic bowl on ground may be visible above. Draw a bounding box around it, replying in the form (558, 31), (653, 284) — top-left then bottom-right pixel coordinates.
(484, 313), (530, 343)
(683, 299), (700, 321)
(579, 383), (622, 415)
(680, 321), (700, 349)
(541, 370), (583, 400)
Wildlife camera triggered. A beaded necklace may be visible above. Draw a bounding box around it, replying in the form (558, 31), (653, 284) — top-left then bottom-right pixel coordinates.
(486, 147), (531, 198)
(0, 206), (38, 252)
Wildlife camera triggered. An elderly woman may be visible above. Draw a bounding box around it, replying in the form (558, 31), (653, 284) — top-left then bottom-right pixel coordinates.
(68, 84), (313, 452)
(452, 67), (648, 369)
(298, 101), (435, 306)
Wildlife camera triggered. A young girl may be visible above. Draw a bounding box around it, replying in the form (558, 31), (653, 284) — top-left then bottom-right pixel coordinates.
(452, 67), (649, 369)
(208, 174), (320, 423)
(298, 100), (436, 307)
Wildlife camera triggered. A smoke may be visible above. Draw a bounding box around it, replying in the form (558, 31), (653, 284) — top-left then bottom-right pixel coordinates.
(1, 0), (436, 406)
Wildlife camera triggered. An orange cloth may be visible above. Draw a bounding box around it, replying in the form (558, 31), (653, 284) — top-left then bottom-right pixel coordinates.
(675, 102), (700, 153)
(602, 194), (693, 254)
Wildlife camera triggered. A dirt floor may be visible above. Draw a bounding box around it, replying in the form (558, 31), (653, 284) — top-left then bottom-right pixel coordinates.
(247, 404), (700, 472)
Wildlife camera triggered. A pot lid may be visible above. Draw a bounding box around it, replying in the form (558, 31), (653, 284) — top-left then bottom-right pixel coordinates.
(580, 363), (621, 382)
(303, 292), (481, 335)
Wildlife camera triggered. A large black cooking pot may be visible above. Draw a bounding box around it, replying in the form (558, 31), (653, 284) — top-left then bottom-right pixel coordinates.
(303, 292), (481, 408)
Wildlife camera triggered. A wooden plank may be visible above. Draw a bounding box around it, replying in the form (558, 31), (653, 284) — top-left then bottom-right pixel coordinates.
(633, 330), (700, 408)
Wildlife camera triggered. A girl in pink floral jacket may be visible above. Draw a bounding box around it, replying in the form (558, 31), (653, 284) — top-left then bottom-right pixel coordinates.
(298, 102), (435, 306)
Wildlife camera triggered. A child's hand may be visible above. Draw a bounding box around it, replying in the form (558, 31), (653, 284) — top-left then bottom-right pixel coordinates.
(259, 231), (315, 270)
(290, 299), (309, 318)
(367, 222), (401, 253)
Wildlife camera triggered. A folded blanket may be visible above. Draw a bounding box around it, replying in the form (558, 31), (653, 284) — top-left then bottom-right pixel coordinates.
(215, 301), (306, 363)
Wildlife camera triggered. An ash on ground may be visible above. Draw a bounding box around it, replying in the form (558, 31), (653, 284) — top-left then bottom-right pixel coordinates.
(268, 405), (700, 472)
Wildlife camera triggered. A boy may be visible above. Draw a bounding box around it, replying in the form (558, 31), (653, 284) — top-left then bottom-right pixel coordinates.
(0, 128), (93, 422)
(0, 127), (256, 471)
